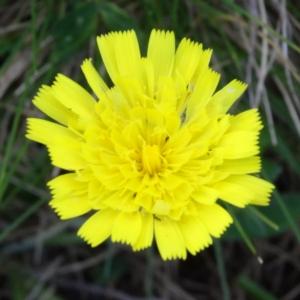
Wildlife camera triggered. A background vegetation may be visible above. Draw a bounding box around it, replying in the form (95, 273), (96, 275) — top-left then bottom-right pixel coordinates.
(1, 0), (300, 299)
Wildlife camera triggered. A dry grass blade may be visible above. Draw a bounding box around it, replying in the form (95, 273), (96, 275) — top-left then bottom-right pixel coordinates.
(0, 47), (32, 99)
(51, 250), (116, 276)
(274, 76), (300, 136)
(156, 270), (198, 300)
(276, 0), (300, 113)
(262, 89), (277, 145)
(0, 37), (52, 100)
(254, 0), (269, 107)
(26, 257), (63, 300)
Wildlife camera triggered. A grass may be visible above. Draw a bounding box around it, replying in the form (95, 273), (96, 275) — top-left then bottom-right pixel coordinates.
(1, 0), (300, 299)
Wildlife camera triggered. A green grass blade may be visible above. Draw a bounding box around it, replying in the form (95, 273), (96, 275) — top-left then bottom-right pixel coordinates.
(8, 265), (27, 300)
(0, 140), (31, 207)
(265, 176), (300, 242)
(237, 275), (279, 300)
(0, 196), (46, 243)
(171, 0), (180, 30)
(263, 171), (300, 242)
(31, 0), (38, 72)
(102, 240), (115, 282)
(0, 92), (29, 203)
(145, 245), (154, 299)
(248, 206), (279, 231)
(213, 239), (231, 300)
(0, 47), (37, 204)
(1, 149), (49, 208)
(275, 134), (300, 178)
(225, 204), (257, 255)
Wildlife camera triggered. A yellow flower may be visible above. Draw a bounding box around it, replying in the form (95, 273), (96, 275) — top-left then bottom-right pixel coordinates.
(26, 29), (274, 260)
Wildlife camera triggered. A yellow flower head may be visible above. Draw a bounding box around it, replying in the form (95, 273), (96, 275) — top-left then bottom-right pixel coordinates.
(26, 29), (275, 260)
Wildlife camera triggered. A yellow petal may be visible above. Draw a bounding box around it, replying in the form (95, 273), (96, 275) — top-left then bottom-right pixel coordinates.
(172, 182), (194, 200)
(92, 189), (115, 210)
(115, 76), (144, 108)
(173, 38), (203, 84)
(125, 175), (144, 192)
(226, 175), (275, 206)
(114, 30), (141, 79)
(186, 68), (220, 120)
(78, 209), (119, 247)
(191, 185), (219, 204)
(211, 180), (254, 207)
(218, 131), (260, 159)
(177, 214), (212, 255)
(140, 58), (155, 97)
(47, 173), (88, 198)
(217, 157), (261, 174)
(26, 118), (82, 148)
(191, 118), (218, 145)
(33, 85), (78, 125)
(134, 194), (153, 211)
(147, 29), (175, 82)
(154, 217), (187, 260)
(50, 194), (92, 219)
(97, 33), (118, 83)
(183, 159), (213, 175)
(159, 174), (183, 190)
(81, 58), (108, 99)
(168, 206), (185, 220)
(227, 108), (263, 133)
(173, 71), (188, 114)
(132, 213), (154, 251)
(206, 80), (247, 116)
(48, 145), (86, 170)
(163, 126), (191, 152)
(88, 179), (103, 199)
(164, 114), (181, 136)
(156, 76), (177, 112)
(97, 30), (141, 84)
(111, 211), (142, 245)
(191, 49), (213, 84)
(51, 74), (96, 120)
(103, 190), (139, 212)
(196, 203), (233, 237)
(151, 200), (171, 215)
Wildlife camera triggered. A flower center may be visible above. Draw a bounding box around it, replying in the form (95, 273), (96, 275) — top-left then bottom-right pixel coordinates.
(142, 145), (162, 175)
